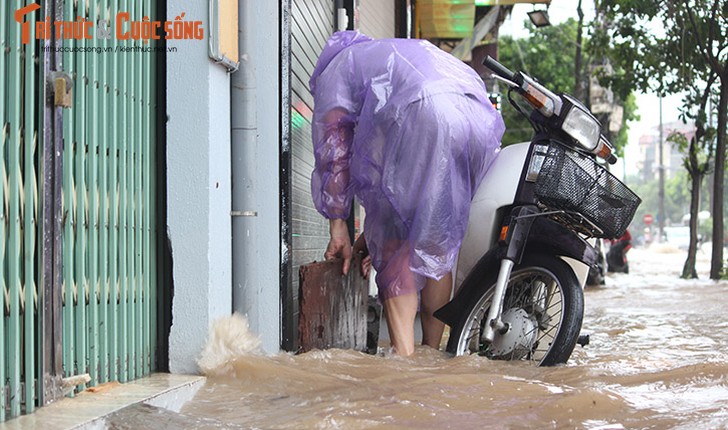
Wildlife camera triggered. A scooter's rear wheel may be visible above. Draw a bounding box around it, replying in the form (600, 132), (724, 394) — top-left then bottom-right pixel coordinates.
(446, 254), (584, 366)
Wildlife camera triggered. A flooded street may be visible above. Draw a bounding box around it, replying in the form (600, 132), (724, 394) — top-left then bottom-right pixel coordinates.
(107, 245), (728, 429)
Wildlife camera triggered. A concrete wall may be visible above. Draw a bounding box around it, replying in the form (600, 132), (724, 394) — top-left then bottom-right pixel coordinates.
(231, 0), (281, 354)
(167, 0), (232, 374)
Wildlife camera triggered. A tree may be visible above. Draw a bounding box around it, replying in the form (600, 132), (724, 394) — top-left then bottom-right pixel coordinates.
(497, 18), (636, 152)
(595, 0), (727, 279)
(611, 93), (639, 157)
(670, 69), (718, 278)
(575, 0), (587, 101)
(680, 2), (728, 280)
(497, 20), (579, 146)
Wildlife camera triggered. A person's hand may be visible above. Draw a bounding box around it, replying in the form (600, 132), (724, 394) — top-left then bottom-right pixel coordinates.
(353, 234), (371, 279)
(361, 255), (372, 279)
(325, 219), (352, 275)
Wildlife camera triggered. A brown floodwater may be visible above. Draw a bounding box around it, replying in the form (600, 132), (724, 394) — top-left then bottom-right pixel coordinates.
(106, 245), (728, 429)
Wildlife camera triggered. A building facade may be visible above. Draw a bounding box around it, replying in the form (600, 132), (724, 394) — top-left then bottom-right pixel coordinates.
(636, 121), (695, 183)
(167, 0), (402, 373)
(3, 0), (511, 420)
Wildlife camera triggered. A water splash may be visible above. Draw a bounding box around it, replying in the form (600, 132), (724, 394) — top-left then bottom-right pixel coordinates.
(197, 313), (263, 376)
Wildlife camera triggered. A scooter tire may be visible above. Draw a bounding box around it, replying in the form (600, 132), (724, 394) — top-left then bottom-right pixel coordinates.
(445, 253), (584, 366)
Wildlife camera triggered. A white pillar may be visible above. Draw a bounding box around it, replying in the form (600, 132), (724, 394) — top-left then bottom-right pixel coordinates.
(231, 0), (281, 354)
(166, 0), (232, 374)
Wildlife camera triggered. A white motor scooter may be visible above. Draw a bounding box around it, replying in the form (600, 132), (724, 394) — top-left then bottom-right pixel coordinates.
(434, 57), (641, 366)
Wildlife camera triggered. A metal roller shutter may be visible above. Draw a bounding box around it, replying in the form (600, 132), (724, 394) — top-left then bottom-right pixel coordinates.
(359, 0), (395, 39)
(285, 0), (335, 351)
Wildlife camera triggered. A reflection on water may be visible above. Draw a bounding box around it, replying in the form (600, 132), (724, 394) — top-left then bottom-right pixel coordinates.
(106, 246), (728, 429)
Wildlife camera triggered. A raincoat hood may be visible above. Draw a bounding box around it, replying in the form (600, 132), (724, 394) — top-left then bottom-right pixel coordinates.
(309, 30), (373, 93)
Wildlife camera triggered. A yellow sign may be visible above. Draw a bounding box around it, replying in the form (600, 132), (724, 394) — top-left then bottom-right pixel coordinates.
(475, 0), (549, 5)
(418, 0), (476, 39)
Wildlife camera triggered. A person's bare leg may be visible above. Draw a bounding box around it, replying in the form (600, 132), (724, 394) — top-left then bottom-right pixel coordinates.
(420, 272), (453, 349)
(383, 292), (418, 356)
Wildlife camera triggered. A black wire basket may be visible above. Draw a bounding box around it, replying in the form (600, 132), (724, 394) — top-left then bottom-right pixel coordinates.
(534, 145), (641, 239)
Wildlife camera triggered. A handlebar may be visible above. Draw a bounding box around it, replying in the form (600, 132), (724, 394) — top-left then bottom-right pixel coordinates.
(484, 55), (619, 165)
(483, 56), (517, 83)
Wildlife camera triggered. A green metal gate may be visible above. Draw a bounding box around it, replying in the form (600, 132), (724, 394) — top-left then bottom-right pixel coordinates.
(2, 0), (163, 421)
(1, 0), (43, 420)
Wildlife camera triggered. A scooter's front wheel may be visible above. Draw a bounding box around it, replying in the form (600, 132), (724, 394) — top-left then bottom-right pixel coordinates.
(446, 254), (584, 366)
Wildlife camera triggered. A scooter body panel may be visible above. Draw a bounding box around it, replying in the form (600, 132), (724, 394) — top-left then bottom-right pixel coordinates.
(564, 257), (590, 288)
(436, 55), (640, 365)
(457, 142), (530, 287)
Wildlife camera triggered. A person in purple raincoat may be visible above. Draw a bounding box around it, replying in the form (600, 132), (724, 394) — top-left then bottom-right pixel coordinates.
(310, 31), (505, 356)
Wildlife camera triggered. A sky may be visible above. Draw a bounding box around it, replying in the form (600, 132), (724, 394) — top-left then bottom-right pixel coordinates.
(498, 0), (684, 178)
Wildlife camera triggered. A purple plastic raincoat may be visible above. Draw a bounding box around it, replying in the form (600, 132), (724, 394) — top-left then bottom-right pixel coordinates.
(310, 31), (505, 300)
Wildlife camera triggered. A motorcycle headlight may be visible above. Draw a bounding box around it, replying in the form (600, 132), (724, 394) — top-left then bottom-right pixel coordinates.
(561, 104), (601, 152)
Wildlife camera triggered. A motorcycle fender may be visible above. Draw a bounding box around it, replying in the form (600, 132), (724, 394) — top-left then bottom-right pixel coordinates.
(434, 247), (505, 327)
(434, 220), (596, 327)
(526, 217), (598, 267)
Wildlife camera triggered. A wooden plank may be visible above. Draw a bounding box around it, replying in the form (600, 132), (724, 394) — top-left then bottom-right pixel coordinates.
(289, 0), (334, 353)
(298, 257), (368, 352)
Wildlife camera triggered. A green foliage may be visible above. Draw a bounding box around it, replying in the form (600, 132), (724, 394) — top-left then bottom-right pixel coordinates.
(496, 18), (637, 155)
(668, 127), (716, 176)
(629, 171), (695, 227)
(593, 0), (726, 161)
(596, 0), (728, 279)
(612, 92), (639, 157)
(589, 1), (668, 97)
(497, 19), (579, 146)
(664, 171), (691, 221)
(499, 19), (579, 93)
(667, 131), (690, 154)
(590, 0), (725, 163)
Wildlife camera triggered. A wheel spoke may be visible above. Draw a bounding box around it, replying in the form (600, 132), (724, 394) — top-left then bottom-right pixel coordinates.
(455, 264), (573, 365)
